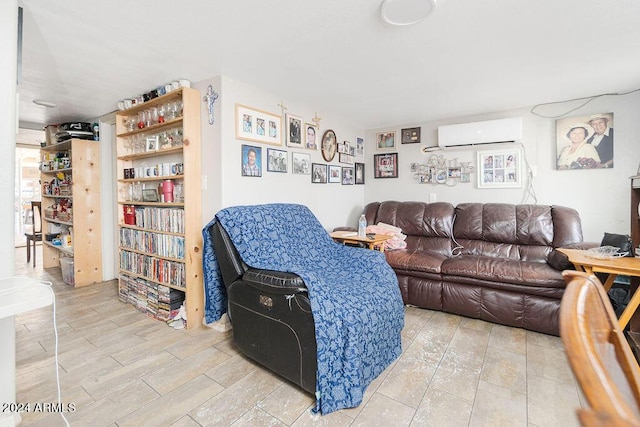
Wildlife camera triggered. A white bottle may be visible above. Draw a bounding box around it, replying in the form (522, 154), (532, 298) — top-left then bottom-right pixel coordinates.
(358, 214), (367, 238)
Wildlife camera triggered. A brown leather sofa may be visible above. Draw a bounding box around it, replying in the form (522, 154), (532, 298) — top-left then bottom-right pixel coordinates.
(360, 201), (586, 335)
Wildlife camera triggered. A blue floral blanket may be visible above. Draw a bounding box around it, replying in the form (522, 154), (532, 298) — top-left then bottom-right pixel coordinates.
(202, 203), (404, 414)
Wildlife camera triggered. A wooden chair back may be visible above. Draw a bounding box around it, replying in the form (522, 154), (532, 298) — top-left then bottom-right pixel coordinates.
(24, 201), (42, 236)
(560, 270), (640, 426)
(31, 201), (42, 234)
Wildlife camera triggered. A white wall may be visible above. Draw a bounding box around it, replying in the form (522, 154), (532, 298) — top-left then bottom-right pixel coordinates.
(192, 74), (640, 241)
(1, 0), (17, 276)
(99, 114), (117, 280)
(195, 75), (367, 231)
(365, 91), (640, 242)
(194, 75), (224, 225)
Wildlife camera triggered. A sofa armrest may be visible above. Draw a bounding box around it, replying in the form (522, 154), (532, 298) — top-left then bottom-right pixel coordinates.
(562, 241), (601, 250)
(547, 241), (601, 270)
(243, 269), (308, 294)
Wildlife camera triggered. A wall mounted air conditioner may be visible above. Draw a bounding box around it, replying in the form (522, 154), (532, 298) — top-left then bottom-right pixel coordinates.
(437, 117), (522, 148)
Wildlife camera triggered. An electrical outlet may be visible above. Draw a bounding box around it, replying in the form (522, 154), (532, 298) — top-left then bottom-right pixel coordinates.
(429, 193), (437, 203)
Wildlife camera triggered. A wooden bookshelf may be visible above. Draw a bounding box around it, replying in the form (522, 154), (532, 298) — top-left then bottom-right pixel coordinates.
(40, 138), (102, 286)
(115, 88), (203, 329)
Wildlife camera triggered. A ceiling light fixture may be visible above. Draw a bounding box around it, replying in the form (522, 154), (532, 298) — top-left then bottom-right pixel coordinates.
(33, 99), (57, 108)
(380, 0), (436, 26)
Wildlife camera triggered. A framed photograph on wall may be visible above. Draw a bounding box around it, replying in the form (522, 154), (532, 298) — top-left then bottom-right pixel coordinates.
(311, 163), (327, 183)
(476, 147), (523, 188)
(555, 112), (614, 170)
(321, 129), (337, 162)
(304, 123), (318, 150)
(401, 127), (421, 144)
(267, 148), (287, 173)
(328, 165), (341, 183)
(355, 162), (365, 184)
(342, 167), (354, 185)
(374, 153), (398, 178)
(292, 152), (311, 175)
(376, 131), (396, 150)
(241, 144), (262, 177)
(235, 104), (282, 146)
(339, 153), (354, 164)
(356, 137), (365, 157)
(448, 167), (461, 178)
(286, 113), (303, 148)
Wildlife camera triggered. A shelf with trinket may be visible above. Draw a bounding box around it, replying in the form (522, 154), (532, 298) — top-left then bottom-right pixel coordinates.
(39, 138), (102, 286)
(115, 86), (203, 329)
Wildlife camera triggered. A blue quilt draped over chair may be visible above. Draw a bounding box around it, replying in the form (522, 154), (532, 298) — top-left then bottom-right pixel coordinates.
(202, 203), (404, 414)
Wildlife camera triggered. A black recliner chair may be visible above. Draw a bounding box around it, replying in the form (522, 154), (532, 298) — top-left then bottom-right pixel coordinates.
(209, 222), (317, 394)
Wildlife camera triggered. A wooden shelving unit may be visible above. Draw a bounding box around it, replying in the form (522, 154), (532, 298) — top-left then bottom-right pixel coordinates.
(631, 175), (640, 249)
(40, 138), (102, 286)
(627, 175), (640, 358)
(115, 87), (203, 329)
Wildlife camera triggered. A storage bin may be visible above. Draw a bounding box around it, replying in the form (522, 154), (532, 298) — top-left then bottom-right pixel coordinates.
(60, 257), (75, 286)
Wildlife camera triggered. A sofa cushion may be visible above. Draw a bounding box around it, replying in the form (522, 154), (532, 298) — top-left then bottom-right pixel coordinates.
(452, 239), (552, 262)
(440, 255), (564, 288)
(385, 249), (447, 275)
(372, 201), (455, 238)
(452, 203), (561, 263)
(454, 203), (554, 245)
(551, 205), (584, 247)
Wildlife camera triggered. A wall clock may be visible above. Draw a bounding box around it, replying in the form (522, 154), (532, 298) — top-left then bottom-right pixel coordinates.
(321, 129), (337, 162)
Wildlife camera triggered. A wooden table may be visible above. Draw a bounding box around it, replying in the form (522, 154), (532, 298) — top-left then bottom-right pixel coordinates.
(330, 231), (393, 252)
(558, 248), (640, 330)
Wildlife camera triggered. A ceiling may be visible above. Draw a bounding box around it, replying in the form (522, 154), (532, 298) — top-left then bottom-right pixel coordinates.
(16, 0), (640, 135)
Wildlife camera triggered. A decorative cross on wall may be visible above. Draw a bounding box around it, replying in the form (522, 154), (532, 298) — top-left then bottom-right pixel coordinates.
(277, 100), (288, 117)
(203, 85), (219, 125)
(312, 112), (322, 129)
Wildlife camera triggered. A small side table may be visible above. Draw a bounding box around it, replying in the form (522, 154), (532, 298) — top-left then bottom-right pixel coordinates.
(557, 248), (640, 330)
(330, 231), (393, 252)
(0, 277), (53, 427)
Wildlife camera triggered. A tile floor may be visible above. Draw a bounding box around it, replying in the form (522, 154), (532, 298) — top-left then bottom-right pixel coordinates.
(13, 246), (584, 426)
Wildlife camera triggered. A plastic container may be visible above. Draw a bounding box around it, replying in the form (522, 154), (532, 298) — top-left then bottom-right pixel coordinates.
(123, 205), (136, 225)
(60, 231), (70, 248)
(60, 257), (75, 286)
(162, 179), (174, 202)
(358, 214), (367, 238)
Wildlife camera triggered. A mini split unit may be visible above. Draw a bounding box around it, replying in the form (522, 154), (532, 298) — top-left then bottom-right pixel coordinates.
(437, 117), (522, 148)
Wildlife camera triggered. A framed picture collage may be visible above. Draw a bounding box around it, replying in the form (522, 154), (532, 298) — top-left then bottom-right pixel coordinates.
(235, 103), (365, 185)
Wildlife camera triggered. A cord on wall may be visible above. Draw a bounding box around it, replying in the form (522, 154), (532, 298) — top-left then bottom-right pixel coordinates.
(518, 143), (538, 204)
(530, 88), (640, 119)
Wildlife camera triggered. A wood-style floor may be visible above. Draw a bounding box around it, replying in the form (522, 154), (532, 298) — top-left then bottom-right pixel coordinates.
(14, 246), (583, 426)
